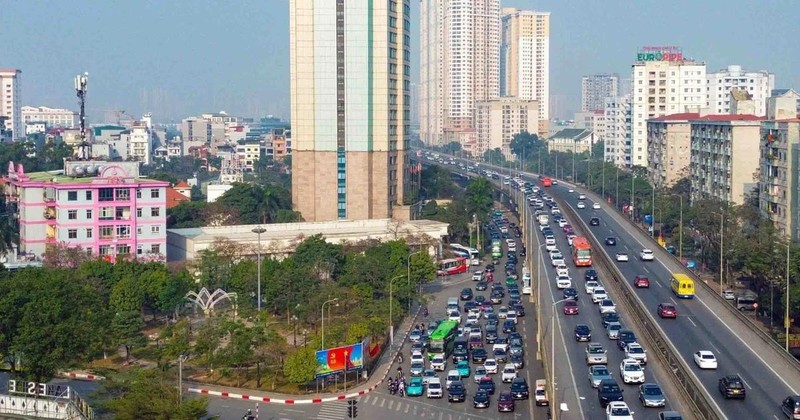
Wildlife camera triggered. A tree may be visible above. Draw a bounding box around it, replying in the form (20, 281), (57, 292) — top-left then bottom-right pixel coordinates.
(293, 234), (344, 281)
(0, 194), (18, 255)
(464, 177), (494, 222)
(483, 148), (506, 166)
(283, 346), (316, 383)
(420, 165), (459, 199)
(509, 131), (542, 161)
(441, 141), (462, 156)
(112, 311), (146, 362)
(102, 369), (209, 420)
(43, 243), (94, 268)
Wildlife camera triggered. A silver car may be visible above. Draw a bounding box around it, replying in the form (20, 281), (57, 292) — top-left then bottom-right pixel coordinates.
(410, 361), (425, 376)
(639, 383), (666, 407)
(588, 365), (613, 388)
(606, 322), (622, 340)
(585, 343), (608, 365)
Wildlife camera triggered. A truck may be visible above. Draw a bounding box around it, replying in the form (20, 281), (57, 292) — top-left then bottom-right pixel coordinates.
(537, 214), (549, 226)
(534, 379), (549, 406)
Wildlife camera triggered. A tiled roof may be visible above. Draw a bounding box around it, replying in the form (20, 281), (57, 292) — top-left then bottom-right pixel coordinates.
(551, 128), (590, 140)
(166, 187), (190, 209)
(649, 113), (700, 122)
(174, 181), (190, 188)
(692, 114), (762, 122)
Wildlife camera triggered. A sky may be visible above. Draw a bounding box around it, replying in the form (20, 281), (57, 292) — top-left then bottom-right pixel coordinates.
(1, 0), (798, 123)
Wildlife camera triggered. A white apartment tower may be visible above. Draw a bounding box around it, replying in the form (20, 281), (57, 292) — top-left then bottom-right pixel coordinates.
(21, 106), (78, 128)
(420, 0), (501, 152)
(706, 65), (774, 116)
(0, 69), (22, 139)
(631, 47), (706, 167)
(581, 74), (619, 111)
(500, 8), (550, 137)
(603, 95), (631, 166)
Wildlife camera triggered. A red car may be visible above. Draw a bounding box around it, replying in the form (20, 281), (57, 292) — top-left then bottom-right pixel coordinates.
(657, 303), (677, 318)
(563, 300), (579, 315)
(562, 224), (573, 233)
(634, 275), (650, 288)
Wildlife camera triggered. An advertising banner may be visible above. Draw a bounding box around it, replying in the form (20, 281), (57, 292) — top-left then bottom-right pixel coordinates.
(315, 343), (364, 377)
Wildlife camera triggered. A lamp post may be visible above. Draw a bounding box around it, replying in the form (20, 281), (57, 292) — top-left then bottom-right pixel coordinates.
(389, 274), (405, 345)
(535, 243), (548, 358)
(321, 298), (339, 350)
(666, 194), (684, 260)
(408, 249), (425, 314)
(786, 242), (791, 352)
(550, 298), (571, 420)
(650, 186), (656, 238)
(252, 227), (267, 311)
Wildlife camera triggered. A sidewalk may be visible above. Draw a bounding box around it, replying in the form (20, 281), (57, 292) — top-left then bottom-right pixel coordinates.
(186, 304), (424, 404)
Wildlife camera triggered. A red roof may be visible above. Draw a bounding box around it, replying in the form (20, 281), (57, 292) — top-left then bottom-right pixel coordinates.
(692, 114), (762, 122)
(649, 113), (700, 122)
(174, 181), (190, 188)
(166, 187), (190, 209)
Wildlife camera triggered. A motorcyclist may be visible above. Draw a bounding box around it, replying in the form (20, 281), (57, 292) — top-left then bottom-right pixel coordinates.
(397, 352), (403, 364)
(423, 307), (429, 317)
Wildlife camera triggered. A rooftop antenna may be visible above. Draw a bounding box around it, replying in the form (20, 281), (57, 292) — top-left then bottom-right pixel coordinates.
(74, 72), (90, 160)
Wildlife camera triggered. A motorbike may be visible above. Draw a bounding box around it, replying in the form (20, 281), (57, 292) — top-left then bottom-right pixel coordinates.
(423, 307), (429, 317)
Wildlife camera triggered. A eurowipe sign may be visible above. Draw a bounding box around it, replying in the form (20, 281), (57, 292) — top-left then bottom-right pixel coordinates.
(636, 46), (684, 62)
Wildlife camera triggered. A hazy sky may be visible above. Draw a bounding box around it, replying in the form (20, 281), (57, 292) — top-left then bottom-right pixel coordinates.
(1, 0), (798, 122)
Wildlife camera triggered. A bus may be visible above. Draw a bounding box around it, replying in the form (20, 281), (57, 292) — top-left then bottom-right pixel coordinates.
(542, 176), (553, 187)
(522, 269), (532, 295)
(571, 237), (592, 267)
(437, 257), (469, 276)
(491, 240), (503, 259)
(450, 243), (480, 265)
(428, 320), (459, 359)
(670, 273), (695, 299)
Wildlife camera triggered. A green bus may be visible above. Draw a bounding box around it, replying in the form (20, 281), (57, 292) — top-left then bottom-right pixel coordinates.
(428, 320), (459, 360)
(491, 239), (502, 259)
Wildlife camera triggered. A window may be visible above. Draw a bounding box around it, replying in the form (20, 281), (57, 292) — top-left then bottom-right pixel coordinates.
(151, 244), (161, 254)
(137, 246), (144, 255)
(86, 228), (93, 239)
(116, 225), (131, 239)
(68, 210), (78, 220)
(99, 207), (113, 220)
(137, 208), (143, 217)
(85, 191), (92, 200)
(136, 189), (142, 198)
(68, 191), (78, 201)
(99, 188), (114, 201)
(84, 209), (92, 219)
(68, 229), (77, 239)
(151, 225), (161, 234)
(151, 207), (160, 217)
(99, 245), (112, 256)
(150, 189), (160, 198)
(115, 188), (130, 200)
(100, 226), (114, 239)
(117, 244), (131, 256)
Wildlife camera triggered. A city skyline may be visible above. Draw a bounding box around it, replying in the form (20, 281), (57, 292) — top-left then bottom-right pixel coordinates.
(1, 0), (798, 121)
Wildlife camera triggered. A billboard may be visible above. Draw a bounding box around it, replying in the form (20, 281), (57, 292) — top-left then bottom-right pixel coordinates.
(315, 343), (364, 377)
(636, 46), (683, 62)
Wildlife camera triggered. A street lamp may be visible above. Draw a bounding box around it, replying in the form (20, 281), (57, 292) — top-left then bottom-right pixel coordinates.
(783, 241), (791, 352)
(389, 274), (405, 345)
(408, 249), (425, 314)
(666, 194), (684, 260)
(711, 210), (725, 293)
(252, 227), (266, 312)
(321, 298), (339, 350)
(549, 298), (572, 420)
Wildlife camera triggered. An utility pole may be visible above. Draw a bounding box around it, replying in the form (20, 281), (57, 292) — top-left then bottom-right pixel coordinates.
(74, 72), (90, 160)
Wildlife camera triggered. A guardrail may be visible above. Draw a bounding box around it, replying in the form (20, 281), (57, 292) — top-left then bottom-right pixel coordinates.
(558, 198), (720, 420)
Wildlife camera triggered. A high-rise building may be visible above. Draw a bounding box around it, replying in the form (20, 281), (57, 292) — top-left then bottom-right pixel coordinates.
(631, 47), (706, 167)
(646, 112), (698, 189)
(500, 8), (549, 137)
(759, 97), (800, 240)
(290, 0), (410, 221)
(0, 69), (22, 139)
(581, 74), (619, 112)
(420, 0), (501, 152)
(475, 98), (538, 159)
(21, 106), (78, 128)
(603, 95), (631, 166)
(706, 65), (774, 116)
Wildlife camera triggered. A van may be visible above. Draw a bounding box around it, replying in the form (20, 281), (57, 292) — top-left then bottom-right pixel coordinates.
(736, 290), (759, 311)
(534, 379), (549, 406)
(670, 273), (695, 299)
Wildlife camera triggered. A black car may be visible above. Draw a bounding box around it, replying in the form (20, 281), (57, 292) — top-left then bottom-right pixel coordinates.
(584, 269), (598, 281)
(589, 217), (600, 226)
(460, 288), (473, 301)
(605, 237), (617, 246)
(476, 281), (488, 291)
(485, 325), (499, 344)
(520, 247), (527, 256)
(473, 389), (490, 409)
(598, 379), (624, 407)
(478, 377), (496, 395)
(510, 377), (529, 400)
(510, 353), (524, 369)
(464, 301), (478, 312)
(719, 375), (746, 399)
(472, 347), (488, 363)
(502, 320), (516, 333)
(602, 312), (620, 327)
(497, 391), (515, 412)
(574, 324), (592, 341)
(563, 287), (578, 300)
(448, 381), (466, 402)
(485, 264), (495, 272)
(475, 295), (486, 304)
(512, 304), (525, 317)
(617, 330), (637, 350)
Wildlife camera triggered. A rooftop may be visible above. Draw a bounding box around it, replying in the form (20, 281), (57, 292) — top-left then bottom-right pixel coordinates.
(691, 114), (762, 122)
(550, 128), (592, 141)
(650, 113), (701, 122)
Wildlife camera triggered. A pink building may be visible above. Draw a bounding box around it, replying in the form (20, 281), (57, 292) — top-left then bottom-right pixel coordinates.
(4, 160), (168, 262)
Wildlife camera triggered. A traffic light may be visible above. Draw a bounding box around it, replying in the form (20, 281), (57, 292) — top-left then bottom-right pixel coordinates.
(347, 400), (357, 418)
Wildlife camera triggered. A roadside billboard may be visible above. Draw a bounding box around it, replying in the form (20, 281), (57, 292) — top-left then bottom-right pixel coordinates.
(315, 343), (364, 377)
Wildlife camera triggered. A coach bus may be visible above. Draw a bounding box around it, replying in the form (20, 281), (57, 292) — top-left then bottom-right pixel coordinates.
(571, 237), (592, 266)
(450, 243), (480, 265)
(428, 320), (459, 360)
(437, 257), (469, 276)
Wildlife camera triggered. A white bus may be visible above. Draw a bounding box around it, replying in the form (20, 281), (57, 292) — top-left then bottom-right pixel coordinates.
(450, 244), (480, 265)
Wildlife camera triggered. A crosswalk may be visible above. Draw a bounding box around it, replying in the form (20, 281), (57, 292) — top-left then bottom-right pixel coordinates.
(349, 392), (492, 420)
(314, 400), (347, 420)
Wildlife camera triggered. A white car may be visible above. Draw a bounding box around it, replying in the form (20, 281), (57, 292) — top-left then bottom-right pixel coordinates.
(585, 343), (608, 365)
(506, 311), (518, 324)
(556, 264), (569, 277)
(473, 366), (489, 383)
(722, 290), (736, 300)
(492, 340), (509, 352)
(576, 201), (586, 209)
(545, 243), (558, 252)
(606, 401), (634, 420)
(466, 313), (480, 323)
(427, 377), (443, 398)
(640, 249), (655, 261)
(446, 370), (460, 389)
(599, 299), (616, 314)
(430, 356), (447, 371)
(448, 311), (462, 323)
(693, 351), (718, 369)
(411, 353), (425, 365)
(578, 194), (586, 200)
(592, 202), (601, 210)
(625, 342), (648, 364)
(501, 364), (518, 383)
(556, 275), (572, 289)
(472, 271), (484, 281)
(484, 358), (499, 374)
(585, 280), (600, 294)
(567, 235), (576, 246)
(619, 358), (645, 384)
(591, 287), (608, 303)
(558, 219), (568, 227)
(497, 306), (508, 319)
(545, 235), (556, 245)
(568, 188), (575, 193)
(469, 327), (482, 339)
(615, 253), (629, 262)
(550, 252), (564, 266)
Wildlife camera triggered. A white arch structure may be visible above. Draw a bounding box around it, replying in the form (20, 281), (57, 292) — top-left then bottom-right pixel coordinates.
(185, 287), (238, 317)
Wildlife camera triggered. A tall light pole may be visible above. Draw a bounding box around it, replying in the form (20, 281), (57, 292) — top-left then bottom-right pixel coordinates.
(252, 227), (267, 311)
(615, 166), (620, 210)
(550, 298), (571, 420)
(786, 242), (791, 352)
(535, 243), (548, 359)
(321, 298), (339, 350)
(650, 186), (656, 238)
(389, 274), (405, 345)
(408, 249), (425, 314)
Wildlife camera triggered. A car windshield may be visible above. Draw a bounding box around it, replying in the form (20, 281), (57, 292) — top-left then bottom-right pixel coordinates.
(629, 347), (643, 354)
(429, 383), (441, 389)
(702, 354), (715, 360)
(595, 367), (609, 375)
(644, 386), (661, 395)
(624, 364), (642, 371)
(601, 384), (619, 392)
(727, 380), (743, 389)
(611, 407), (631, 415)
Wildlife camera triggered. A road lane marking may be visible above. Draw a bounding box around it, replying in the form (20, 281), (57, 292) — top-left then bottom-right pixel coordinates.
(670, 297), (677, 305)
(284, 408), (305, 413)
(643, 266), (651, 273)
(388, 400), (393, 409)
(711, 343), (722, 354)
(738, 373), (752, 389)
(687, 317), (698, 327)
(379, 397), (385, 407)
(657, 281), (663, 288)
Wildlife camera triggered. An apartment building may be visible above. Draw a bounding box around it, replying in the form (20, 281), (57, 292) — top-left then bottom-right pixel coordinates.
(646, 113), (698, 189)
(581, 74), (619, 112)
(706, 65), (774, 116)
(236, 140), (262, 171)
(603, 95), (631, 166)
(21, 106), (78, 128)
(501, 7), (550, 137)
(127, 122), (152, 165)
(631, 47), (706, 167)
(420, 0), (501, 150)
(689, 115), (762, 205)
(3, 160), (168, 261)
(547, 128), (595, 154)
(0, 69), (22, 139)
(475, 98), (539, 159)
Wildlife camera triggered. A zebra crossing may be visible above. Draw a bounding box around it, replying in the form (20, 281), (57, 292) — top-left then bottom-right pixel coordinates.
(313, 400), (347, 420)
(327, 392), (504, 420)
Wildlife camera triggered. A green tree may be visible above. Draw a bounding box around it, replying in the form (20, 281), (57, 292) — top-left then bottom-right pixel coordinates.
(464, 177), (494, 222)
(483, 148), (506, 166)
(420, 165), (459, 199)
(0, 194), (18, 254)
(102, 369), (208, 420)
(293, 234), (344, 281)
(509, 131), (541, 161)
(441, 141), (462, 155)
(112, 311), (146, 362)
(283, 346), (316, 383)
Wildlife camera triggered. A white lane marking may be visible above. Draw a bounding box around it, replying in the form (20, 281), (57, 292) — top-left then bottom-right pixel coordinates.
(284, 408), (305, 413)
(687, 317), (698, 327)
(739, 374), (752, 390)
(643, 266), (651, 273)
(379, 397), (385, 407)
(388, 400), (393, 409)
(670, 297), (678, 305)
(710, 343), (722, 354)
(656, 281), (663, 288)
